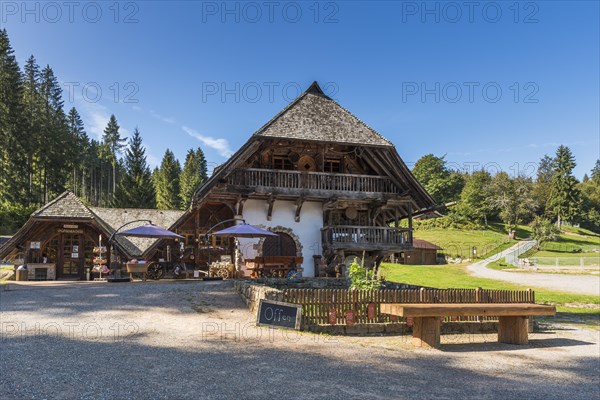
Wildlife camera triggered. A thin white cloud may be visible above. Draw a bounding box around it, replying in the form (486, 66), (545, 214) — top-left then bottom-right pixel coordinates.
(150, 110), (176, 124)
(143, 144), (161, 168)
(80, 102), (110, 140)
(182, 126), (233, 158)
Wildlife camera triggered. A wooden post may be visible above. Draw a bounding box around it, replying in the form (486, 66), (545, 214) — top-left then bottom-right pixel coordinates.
(498, 316), (529, 344)
(407, 204), (413, 244)
(419, 287), (425, 303)
(527, 288), (534, 332)
(412, 317), (441, 348)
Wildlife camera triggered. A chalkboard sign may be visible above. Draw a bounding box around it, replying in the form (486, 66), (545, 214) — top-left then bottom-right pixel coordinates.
(256, 300), (302, 330)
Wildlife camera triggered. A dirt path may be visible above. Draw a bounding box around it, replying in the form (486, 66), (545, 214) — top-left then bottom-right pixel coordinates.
(467, 241), (600, 295)
(1, 281), (599, 400)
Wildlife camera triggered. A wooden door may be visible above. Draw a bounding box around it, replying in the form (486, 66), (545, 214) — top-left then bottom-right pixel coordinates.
(61, 234), (83, 278)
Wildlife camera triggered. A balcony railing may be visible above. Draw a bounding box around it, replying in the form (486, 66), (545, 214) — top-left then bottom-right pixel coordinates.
(322, 226), (412, 250)
(227, 168), (400, 194)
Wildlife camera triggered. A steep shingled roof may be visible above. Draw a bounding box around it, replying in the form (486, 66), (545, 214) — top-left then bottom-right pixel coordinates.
(253, 81), (393, 147)
(34, 191), (95, 219)
(191, 81), (436, 212)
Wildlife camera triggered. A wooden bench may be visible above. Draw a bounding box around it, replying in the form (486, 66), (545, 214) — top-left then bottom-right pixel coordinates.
(381, 303), (556, 348)
(247, 256), (303, 278)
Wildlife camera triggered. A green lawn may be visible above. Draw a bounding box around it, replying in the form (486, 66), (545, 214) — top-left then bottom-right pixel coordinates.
(380, 262), (600, 326)
(413, 223), (530, 259)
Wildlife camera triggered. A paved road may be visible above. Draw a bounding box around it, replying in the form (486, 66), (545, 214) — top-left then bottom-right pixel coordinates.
(467, 241), (600, 296)
(1, 281), (599, 400)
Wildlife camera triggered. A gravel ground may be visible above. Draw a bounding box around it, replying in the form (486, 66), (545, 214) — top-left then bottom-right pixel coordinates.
(467, 241), (600, 295)
(1, 280), (599, 400)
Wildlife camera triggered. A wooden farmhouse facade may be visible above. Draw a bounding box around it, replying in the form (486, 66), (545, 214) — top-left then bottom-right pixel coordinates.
(172, 82), (436, 277)
(0, 82), (435, 279)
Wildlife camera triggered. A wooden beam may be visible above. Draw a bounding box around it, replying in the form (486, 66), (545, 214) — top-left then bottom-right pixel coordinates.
(295, 197), (305, 222)
(266, 195), (275, 221)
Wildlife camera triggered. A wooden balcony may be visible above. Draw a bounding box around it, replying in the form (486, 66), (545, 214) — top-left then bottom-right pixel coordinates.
(227, 168), (400, 197)
(322, 226), (412, 251)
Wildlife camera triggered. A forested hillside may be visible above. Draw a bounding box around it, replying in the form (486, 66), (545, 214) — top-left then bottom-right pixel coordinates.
(0, 30), (207, 233)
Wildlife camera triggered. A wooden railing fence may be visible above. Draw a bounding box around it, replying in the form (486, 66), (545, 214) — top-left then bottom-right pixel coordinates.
(228, 168), (400, 194)
(268, 287), (535, 326)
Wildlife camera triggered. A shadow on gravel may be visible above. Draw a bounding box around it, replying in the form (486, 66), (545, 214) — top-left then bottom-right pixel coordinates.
(1, 333), (599, 400)
(0, 280), (249, 317)
(442, 337), (595, 352)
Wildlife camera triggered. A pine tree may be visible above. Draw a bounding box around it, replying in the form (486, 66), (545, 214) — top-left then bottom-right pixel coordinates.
(39, 65), (69, 203)
(155, 149), (181, 210)
(0, 29), (26, 205)
(579, 160), (600, 232)
(548, 145), (581, 228)
(179, 147), (208, 209)
(591, 159), (600, 185)
(196, 147), (208, 183)
(21, 55), (43, 205)
(66, 107), (89, 196)
(101, 115), (126, 206)
(534, 154), (554, 217)
(113, 128), (155, 208)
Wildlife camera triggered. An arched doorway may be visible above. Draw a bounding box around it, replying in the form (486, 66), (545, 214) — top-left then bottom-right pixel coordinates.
(262, 232), (297, 257)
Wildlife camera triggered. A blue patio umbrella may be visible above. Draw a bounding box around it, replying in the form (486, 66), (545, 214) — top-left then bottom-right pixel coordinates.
(116, 224), (184, 239)
(211, 223), (278, 238)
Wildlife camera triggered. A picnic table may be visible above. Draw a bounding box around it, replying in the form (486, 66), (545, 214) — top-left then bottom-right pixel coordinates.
(381, 303), (556, 348)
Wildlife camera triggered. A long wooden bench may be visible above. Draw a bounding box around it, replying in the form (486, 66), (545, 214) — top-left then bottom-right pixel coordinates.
(381, 303), (556, 348)
(246, 256), (303, 278)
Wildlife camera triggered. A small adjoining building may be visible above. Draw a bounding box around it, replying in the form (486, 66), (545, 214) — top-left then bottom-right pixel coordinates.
(0, 81), (436, 279)
(0, 192), (184, 280)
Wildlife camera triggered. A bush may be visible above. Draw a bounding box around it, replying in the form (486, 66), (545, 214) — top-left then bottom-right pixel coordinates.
(348, 261), (382, 290)
(0, 203), (35, 235)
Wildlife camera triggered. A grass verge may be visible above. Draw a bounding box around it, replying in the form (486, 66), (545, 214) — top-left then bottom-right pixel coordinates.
(380, 262), (600, 328)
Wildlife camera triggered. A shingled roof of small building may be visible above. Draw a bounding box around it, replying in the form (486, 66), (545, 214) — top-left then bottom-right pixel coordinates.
(253, 81), (393, 147)
(0, 191), (185, 259)
(34, 191), (95, 219)
(90, 207), (185, 257)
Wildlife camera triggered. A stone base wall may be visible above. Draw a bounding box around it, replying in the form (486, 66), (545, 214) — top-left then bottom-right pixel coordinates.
(26, 263), (56, 280)
(232, 280), (284, 312)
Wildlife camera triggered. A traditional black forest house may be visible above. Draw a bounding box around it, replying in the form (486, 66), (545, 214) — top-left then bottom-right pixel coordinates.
(0, 82), (436, 279)
(172, 82), (436, 277)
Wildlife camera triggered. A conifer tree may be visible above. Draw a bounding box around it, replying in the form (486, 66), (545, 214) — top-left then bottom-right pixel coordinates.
(66, 107), (89, 196)
(0, 29), (25, 205)
(101, 115), (126, 205)
(179, 147), (208, 208)
(548, 145), (581, 228)
(155, 149), (181, 210)
(113, 128), (155, 208)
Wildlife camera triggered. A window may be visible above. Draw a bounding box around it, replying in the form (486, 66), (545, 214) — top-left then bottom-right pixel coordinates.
(324, 159), (341, 173)
(272, 156), (293, 170)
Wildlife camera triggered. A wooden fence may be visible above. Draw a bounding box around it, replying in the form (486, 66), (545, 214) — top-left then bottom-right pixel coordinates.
(270, 287), (535, 326)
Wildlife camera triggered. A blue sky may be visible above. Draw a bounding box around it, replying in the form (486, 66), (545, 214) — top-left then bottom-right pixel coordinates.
(2, 1), (599, 178)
